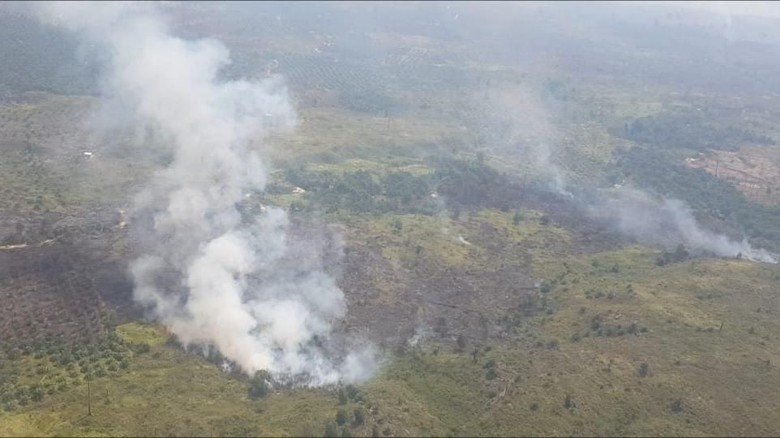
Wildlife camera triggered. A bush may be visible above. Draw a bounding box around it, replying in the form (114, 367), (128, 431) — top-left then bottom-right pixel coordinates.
(132, 343), (151, 355)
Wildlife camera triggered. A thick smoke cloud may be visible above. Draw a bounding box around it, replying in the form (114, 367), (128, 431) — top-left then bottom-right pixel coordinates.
(35, 2), (374, 385)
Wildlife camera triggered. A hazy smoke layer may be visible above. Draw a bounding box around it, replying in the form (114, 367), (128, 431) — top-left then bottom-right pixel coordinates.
(589, 187), (777, 263)
(36, 2), (373, 384)
(476, 85), (568, 193)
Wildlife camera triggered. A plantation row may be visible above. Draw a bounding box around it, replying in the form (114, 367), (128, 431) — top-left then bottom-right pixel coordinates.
(0, 331), (146, 412)
(278, 56), (376, 92)
(0, 249), (113, 348)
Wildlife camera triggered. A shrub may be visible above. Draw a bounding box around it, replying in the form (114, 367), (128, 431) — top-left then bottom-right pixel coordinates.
(638, 362), (649, 377)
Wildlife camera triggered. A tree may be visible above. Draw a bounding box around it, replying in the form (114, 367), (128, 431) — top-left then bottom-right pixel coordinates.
(673, 243), (689, 262)
(338, 388), (348, 405)
(353, 407), (365, 426)
(324, 422), (340, 438)
(564, 394), (575, 410)
(248, 370), (271, 400)
(30, 385), (44, 402)
(513, 211), (523, 225)
(336, 408), (348, 426)
(638, 362), (649, 377)
(456, 334), (466, 352)
(345, 384), (361, 401)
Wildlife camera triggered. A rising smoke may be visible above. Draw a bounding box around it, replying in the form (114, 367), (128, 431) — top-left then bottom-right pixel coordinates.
(34, 2), (374, 385)
(473, 85), (568, 194)
(475, 67), (776, 264)
(588, 186), (777, 263)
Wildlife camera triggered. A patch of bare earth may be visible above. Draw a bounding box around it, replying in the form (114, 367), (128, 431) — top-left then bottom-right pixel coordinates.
(686, 146), (780, 205)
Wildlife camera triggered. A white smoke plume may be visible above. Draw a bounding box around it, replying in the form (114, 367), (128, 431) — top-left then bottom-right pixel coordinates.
(473, 84), (569, 194)
(473, 70), (775, 264)
(589, 187), (778, 264)
(34, 2), (374, 385)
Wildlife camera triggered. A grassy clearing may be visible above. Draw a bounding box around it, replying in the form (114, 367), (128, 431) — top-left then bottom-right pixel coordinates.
(524, 246), (780, 436)
(115, 323), (168, 347)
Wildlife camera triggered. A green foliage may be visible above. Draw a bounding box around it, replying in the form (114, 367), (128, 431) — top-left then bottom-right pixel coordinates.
(285, 168), (438, 215)
(620, 110), (773, 152)
(282, 155), (531, 216)
(430, 156), (522, 210)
